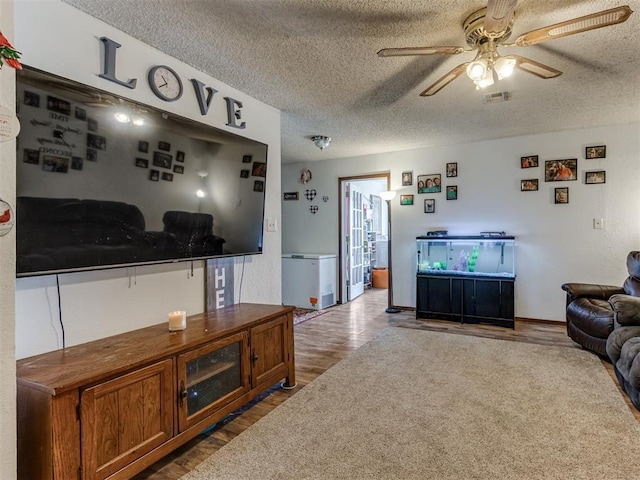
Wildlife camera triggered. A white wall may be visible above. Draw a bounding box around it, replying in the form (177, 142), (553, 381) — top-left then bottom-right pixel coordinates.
(283, 123), (640, 322)
(0, 2), (17, 477)
(14, 0), (282, 360)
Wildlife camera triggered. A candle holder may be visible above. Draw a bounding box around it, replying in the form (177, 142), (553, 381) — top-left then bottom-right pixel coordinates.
(168, 311), (186, 331)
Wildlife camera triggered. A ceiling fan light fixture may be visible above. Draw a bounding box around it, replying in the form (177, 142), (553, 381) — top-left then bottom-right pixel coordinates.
(311, 135), (331, 151)
(494, 55), (516, 80)
(466, 58), (489, 81)
(472, 61), (495, 89)
(475, 74), (495, 89)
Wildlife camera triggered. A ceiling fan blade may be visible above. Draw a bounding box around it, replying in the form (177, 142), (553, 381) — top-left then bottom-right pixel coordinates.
(484, 0), (518, 36)
(420, 63), (469, 97)
(512, 5), (633, 47)
(377, 46), (465, 57)
(512, 55), (562, 79)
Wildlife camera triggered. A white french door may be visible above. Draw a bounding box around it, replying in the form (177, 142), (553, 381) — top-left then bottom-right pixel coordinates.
(348, 182), (364, 300)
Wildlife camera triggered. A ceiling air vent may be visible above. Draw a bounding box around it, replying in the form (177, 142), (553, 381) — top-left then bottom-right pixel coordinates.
(482, 91), (512, 104)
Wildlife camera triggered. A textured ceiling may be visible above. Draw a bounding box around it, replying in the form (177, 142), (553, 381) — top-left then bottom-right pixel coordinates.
(63, 0), (640, 163)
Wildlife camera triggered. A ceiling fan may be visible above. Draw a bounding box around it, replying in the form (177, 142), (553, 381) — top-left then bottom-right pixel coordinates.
(377, 1), (633, 96)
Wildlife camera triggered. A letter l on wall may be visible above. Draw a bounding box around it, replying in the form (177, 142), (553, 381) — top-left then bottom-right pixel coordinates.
(98, 37), (137, 89)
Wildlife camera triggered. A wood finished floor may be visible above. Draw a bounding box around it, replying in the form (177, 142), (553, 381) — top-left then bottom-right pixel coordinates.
(134, 287), (640, 479)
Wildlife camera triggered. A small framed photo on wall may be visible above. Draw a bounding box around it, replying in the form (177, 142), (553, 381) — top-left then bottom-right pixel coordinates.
(23, 149), (40, 164)
(520, 179), (538, 191)
(75, 107), (86, 121)
(71, 157), (84, 171)
(585, 145), (606, 159)
(446, 162), (458, 177)
(585, 170), (606, 184)
(42, 154), (69, 173)
(555, 187), (569, 204)
(424, 199), (435, 213)
(446, 185), (457, 200)
(46, 96), (71, 116)
(135, 158), (149, 168)
(402, 171), (413, 186)
(521, 155), (538, 168)
(87, 133), (107, 151)
(252, 162), (267, 177)
(23, 90), (40, 107)
(400, 194), (414, 205)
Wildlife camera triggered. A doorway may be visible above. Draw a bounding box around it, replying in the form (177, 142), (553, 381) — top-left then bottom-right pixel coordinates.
(338, 173), (390, 304)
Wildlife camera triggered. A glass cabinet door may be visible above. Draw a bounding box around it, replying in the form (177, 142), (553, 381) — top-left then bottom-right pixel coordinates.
(177, 331), (250, 432)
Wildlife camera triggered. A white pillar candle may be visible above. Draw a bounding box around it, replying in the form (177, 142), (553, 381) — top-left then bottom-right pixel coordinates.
(168, 310), (187, 331)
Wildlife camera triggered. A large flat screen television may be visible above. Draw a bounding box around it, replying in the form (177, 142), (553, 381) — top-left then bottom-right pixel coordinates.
(15, 67), (268, 277)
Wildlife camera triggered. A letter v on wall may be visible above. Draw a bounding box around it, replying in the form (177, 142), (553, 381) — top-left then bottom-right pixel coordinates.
(191, 79), (218, 115)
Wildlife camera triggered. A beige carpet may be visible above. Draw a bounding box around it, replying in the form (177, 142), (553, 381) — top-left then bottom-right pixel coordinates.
(183, 327), (640, 479)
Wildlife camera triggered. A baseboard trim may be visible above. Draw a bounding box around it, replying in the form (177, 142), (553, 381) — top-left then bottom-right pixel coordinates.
(394, 308), (564, 326)
(516, 317), (565, 325)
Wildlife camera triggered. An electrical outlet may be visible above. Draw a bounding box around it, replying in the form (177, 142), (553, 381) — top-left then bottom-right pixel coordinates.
(267, 218), (277, 232)
(593, 218), (604, 230)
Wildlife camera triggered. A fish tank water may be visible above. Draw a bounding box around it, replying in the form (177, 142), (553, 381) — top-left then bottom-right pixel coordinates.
(416, 235), (516, 278)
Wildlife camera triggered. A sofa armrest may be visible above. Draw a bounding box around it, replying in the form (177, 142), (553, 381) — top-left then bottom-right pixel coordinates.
(204, 234), (225, 246)
(609, 294), (640, 326)
(561, 283), (624, 304)
(614, 337), (640, 388)
(606, 325), (640, 363)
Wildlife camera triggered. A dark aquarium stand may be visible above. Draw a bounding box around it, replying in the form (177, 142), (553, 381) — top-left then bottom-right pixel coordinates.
(416, 235), (516, 328)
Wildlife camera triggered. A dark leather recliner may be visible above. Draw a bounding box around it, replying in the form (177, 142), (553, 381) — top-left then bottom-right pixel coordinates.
(561, 251), (640, 357)
(606, 295), (640, 409)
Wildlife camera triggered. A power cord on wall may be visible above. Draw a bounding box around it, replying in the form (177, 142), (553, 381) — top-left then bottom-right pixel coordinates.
(128, 267), (137, 288)
(55, 274), (66, 348)
(238, 255), (246, 303)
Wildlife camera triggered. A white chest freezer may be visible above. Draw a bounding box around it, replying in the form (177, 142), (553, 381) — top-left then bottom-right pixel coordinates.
(282, 254), (337, 310)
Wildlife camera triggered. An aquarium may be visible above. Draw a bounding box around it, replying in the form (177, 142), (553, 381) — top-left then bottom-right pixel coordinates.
(416, 235), (516, 279)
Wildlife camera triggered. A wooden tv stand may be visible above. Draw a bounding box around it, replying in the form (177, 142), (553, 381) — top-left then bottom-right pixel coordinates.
(16, 303), (295, 480)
